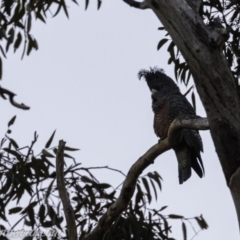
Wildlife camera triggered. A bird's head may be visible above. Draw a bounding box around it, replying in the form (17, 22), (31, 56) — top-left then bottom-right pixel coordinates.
(138, 67), (180, 97)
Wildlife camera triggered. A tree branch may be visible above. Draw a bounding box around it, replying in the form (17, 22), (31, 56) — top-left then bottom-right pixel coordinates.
(0, 86), (30, 110)
(56, 140), (77, 240)
(122, 0), (150, 9)
(168, 117), (209, 146)
(83, 117), (209, 240)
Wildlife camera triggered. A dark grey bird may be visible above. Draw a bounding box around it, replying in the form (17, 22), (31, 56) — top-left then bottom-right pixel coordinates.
(139, 67), (204, 184)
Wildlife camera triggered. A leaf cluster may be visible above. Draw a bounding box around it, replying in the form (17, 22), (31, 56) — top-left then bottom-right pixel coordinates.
(157, 31), (197, 110)
(0, 0), (102, 79)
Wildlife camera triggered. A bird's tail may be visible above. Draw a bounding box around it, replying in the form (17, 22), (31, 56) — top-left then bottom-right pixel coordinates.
(174, 144), (192, 184)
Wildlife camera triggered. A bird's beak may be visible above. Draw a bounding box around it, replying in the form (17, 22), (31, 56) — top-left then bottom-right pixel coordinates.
(151, 89), (158, 94)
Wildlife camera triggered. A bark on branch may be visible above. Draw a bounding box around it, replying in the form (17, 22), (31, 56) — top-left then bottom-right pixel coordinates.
(83, 117), (209, 240)
(56, 140), (77, 240)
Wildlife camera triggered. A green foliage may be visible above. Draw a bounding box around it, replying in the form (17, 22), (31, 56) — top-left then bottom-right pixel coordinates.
(0, 0), (102, 80)
(0, 117), (208, 239)
(157, 27), (197, 108)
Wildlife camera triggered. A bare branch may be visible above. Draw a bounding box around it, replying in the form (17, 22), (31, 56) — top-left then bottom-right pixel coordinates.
(122, 0), (150, 9)
(0, 86), (30, 110)
(85, 165), (126, 177)
(83, 117), (209, 240)
(170, 117), (209, 131)
(168, 117), (209, 146)
(56, 140), (77, 240)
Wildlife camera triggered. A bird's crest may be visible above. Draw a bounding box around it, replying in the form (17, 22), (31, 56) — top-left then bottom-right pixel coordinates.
(139, 66), (180, 94)
(138, 67), (165, 81)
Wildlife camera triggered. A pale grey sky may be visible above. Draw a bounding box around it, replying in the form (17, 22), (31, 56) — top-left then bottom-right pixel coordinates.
(0, 1), (238, 239)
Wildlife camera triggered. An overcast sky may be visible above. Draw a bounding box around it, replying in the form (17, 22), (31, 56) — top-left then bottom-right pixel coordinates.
(0, 1), (238, 239)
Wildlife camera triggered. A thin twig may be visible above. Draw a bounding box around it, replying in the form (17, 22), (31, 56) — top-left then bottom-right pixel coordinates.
(85, 166), (126, 177)
(185, 218), (198, 235)
(25, 131), (38, 163)
(10, 215), (26, 230)
(190, 229), (202, 240)
(114, 180), (124, 191)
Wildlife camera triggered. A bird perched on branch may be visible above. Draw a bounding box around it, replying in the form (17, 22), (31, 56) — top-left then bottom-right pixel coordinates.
(139, 67), (204, 184)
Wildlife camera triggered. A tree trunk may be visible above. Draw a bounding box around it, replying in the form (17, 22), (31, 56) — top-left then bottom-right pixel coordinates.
(144, 0), (240, 229)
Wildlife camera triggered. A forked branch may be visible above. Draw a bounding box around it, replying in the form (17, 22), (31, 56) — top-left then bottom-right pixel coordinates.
(83, 117), (209, 240)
